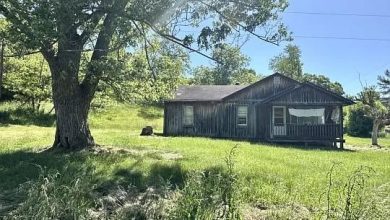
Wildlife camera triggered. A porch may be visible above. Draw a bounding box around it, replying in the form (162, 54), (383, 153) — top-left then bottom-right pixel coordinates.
(267, 105), (345, 147)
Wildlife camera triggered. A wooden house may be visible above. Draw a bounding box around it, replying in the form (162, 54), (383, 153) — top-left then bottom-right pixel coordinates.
(163, 73), (354, 147)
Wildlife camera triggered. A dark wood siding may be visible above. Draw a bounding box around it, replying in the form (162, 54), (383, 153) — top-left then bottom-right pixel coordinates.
(164, 102), (218, 136)
(164, 102), (258, 139)
(225, 75), (299, 101)
(269, 85), (344, 105)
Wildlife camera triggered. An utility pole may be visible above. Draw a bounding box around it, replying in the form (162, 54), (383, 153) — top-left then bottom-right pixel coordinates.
(0, 39), (4, 100)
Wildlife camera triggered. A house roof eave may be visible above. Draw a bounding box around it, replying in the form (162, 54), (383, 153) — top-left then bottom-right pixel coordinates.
(261, 83), (355, 106)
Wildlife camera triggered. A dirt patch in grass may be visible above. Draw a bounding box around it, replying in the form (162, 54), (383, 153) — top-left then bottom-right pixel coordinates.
(89, 145), (184, 161)
(89, 186), (175, 219)
(242, 203), (311, 220)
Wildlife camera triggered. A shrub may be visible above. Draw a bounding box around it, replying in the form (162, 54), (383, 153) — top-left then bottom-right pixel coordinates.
(346, 103), (373, 137)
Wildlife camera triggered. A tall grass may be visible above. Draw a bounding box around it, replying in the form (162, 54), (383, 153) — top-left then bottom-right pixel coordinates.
(5, 165), (95, 219)
(171, 146), (241, 219)
(319, 164), (381, 219)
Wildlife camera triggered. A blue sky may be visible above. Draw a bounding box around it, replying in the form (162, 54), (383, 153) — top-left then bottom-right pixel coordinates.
(189, 0), (390, 96)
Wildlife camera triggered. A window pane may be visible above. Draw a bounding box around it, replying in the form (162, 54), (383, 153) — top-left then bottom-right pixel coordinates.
(183, 106), (193, 126)
(237, 106), (247, 126)
(237, 106), (247, 115)
(238, 117), (247, 125)
(274, 118), (284, 125)
(274, 108), (284, 118)
(273, 107), (285, 125)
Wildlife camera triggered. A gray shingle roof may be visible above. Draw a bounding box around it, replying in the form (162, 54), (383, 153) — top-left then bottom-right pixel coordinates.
(172, 85), (246, 101)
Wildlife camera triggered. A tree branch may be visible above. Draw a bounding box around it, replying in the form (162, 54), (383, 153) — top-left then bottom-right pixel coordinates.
(80, 0), (128, 99)
(80, 6), (109, 45)
(198, 0), (280, 46)
(4, 50), (42, 58)
(132, 21), (157, 81)
(137, 19), (219, 63)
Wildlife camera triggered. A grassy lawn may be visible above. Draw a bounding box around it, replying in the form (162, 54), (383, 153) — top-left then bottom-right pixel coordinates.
(1, 102), (389, 219)
(345, 134), (390, 148)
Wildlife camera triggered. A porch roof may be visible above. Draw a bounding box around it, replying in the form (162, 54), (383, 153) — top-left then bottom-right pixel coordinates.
(261, 82), (355, 106)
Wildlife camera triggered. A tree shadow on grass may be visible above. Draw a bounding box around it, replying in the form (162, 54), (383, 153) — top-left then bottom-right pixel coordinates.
(0, 149), (90, 216)
(0, 150), (88, 191)
(249, 141), (355, 152)
(0, 107), (55, 127)
(0, 147), (237, 218)
(0, 147), (192, 218)
(105, 162), (187, 192)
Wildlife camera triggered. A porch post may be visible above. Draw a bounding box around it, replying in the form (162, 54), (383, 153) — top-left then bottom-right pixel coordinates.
(270, 105), (273, 139)
(340, 105), (344, 149)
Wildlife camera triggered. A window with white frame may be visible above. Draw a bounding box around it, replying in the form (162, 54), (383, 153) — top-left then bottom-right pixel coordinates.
(273, 106), (285, 126)
(237, 106), (248, 126)
(183, 105), (194, 126)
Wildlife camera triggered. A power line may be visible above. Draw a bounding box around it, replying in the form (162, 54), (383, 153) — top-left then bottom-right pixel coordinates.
(285, 11), (390, 18)
(293, 35), (390, 42)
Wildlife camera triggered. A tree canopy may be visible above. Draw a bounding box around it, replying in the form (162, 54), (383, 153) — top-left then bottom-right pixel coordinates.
(357, 86), (389, 145)
(191, 44), (260, 85)
(100, 39), (188, 104)
(3, 54), (51, 111)
(269, 44), (345, 95)
(0, 0), (291, 149)
(302, 73), (344, 95)
(269, 44), (303, 79)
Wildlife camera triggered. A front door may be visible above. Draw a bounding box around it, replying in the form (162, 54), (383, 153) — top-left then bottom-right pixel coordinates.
(272, 106), (286, 136)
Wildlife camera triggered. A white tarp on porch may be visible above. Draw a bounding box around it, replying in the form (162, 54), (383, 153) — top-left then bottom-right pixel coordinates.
(288, 108), (325, 117)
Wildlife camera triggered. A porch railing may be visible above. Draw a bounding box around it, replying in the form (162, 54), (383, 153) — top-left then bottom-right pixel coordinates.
(273, 123), (342, 139)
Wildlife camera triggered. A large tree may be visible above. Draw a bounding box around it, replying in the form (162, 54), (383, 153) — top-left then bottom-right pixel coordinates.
(358, 86), (389, 146)
(192, 44), (260, 85)
(0, 0), (290, 149)
(269, 44), (303, 79)
(302, 73), (344, 95)
(269, 44), (344, 95)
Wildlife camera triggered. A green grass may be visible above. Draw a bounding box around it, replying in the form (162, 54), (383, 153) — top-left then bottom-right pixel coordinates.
(345, 134), (390, 148)
(1, 102), (389, 218)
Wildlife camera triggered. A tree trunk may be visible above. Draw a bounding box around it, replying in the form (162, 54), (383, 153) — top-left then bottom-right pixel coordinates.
(52, 95), (95, 149)
(0, 40), (4, 100)
(48, 51), (95, 150)
(371, 120), (380, 146)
